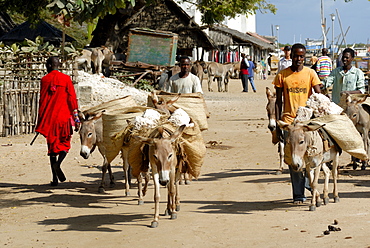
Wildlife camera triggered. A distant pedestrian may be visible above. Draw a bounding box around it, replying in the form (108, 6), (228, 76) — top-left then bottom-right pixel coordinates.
(316, 48), (332, 83)
(246, 56), (257, 92)
(277, 45), (292, 73)
(240, 53), (250, 92)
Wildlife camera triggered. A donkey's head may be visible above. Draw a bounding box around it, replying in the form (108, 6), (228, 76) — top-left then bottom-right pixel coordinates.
(135, 125), (185, 186)
(278, 121), (323, 172)
(344, 93), (369, 126)
(266, 87), (277, 132)
(151, 91), (179, 115)
(79, 111), (103, 159)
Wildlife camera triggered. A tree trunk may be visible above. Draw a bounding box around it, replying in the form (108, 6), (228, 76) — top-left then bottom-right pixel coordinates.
(90, 13), (123, 47)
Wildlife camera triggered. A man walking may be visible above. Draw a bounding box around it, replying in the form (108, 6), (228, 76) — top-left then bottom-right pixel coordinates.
(36, 57), (80, 186)
(273, 43), (322, 203)
(240, 53), (250, 92)
(164, 56), (203, 94)
(246, 55), (257, 92)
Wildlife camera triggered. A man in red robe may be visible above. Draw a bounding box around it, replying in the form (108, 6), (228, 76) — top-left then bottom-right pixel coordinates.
(36, 56), (80, 186)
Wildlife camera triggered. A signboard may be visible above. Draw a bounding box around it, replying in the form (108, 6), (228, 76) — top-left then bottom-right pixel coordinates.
(127, 28), (178, 66)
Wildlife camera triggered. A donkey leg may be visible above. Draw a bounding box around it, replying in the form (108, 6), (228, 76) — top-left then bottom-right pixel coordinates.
(207, 77), (213, 92)
(332, 152), (340, 203)
(168, 171), (177, 219)
(151, 173), (161, 228)
(122, 155), (130, 196)
(107, 163), (115, 188)
(308, 166), (321, 211)
(322, 163), (331, 205)
(276, 142), (284, 175)
(99, 159), (109, 193)
(137, 173), (144, 205)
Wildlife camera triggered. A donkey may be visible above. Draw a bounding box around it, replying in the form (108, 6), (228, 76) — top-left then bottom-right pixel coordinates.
(78, 111), (131, 195)
(278, 121), (340, 211)
(206, 62), (234, 92)
(343, 93), (370, 170)
(134, 125), (186, 228)
(150, 92), (191, 185)
(265, 87), (285, 174)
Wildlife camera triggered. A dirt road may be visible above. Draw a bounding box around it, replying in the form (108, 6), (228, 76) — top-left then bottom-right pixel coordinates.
(1, 77), (370, 248)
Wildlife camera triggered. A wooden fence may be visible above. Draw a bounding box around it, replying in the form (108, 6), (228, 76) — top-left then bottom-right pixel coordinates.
(0, 53), (76, 137)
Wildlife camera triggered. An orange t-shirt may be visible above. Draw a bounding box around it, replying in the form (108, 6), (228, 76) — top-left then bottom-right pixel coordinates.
(273, 66), (321, 124)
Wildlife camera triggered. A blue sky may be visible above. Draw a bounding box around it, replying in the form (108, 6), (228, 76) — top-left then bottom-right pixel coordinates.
(256, 0), (370, 45)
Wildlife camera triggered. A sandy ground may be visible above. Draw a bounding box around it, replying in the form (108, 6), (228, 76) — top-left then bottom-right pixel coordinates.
(1, 76), (370, 248)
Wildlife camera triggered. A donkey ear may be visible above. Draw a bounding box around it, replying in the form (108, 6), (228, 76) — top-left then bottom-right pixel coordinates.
(167, 94), (180, 105)
(170, 125), (186, 143)
(303, 124), (325, 132)
(93, 111), (103, 120)
(357, 95), (368, 104)
(151, 91), (159, 104)
(277, 120), (290, 130)
(133, 135), (155, 145)
(266, 87), (274, 98)
(361, 103), (370, 115)
(78, 111), (85, 122)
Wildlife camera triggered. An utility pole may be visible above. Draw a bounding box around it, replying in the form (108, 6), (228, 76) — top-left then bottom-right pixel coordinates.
(330, 13), (335, 60)
(321, 0), (327, 48)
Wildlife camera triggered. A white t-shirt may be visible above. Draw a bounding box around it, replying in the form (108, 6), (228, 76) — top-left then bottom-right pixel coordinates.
(165, 73), (203, 94)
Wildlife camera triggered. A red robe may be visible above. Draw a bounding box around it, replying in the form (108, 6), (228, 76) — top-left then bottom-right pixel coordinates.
(35, 70), (78, 155)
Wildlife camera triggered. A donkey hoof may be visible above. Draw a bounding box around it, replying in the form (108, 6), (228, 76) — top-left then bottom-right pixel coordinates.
(109, 182), (115, 188)
(275, 170), (282, 175)
(324, 197), (330, 205)
(176, 205), (180, 212)
(334, 197), (340, 203)
(309, 205), (316, 211)
(353, 164), (358, 170)
(150, 221), (158, 228)
(185, 180), (191, 185)
(98, 187), (105, 193)
(316, 201), (322, 207)
(179, 180), (184, 185)
(171, 213), (177, 220)
(125, 191), (131, 196)
(361, 165), (366, 170)
(138, 200), (144, 205)
(164, 209), (171, 216)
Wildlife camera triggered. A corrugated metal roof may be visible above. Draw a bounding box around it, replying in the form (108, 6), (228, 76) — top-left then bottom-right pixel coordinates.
(209, 25), (275, 50)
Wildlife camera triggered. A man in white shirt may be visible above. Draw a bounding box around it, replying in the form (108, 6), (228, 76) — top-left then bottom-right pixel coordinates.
(277, 45), (292, 73)
(164, 56), (203, 94)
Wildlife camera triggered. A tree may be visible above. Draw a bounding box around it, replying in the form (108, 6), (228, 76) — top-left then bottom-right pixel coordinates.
(0, 0), (276, 46)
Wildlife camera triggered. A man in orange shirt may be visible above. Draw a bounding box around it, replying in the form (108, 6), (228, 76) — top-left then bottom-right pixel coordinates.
(273, 43), (322, 203)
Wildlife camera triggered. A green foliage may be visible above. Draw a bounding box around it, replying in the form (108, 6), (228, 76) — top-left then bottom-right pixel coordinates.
(197, 0), (276, 24)
(112, 71), (155, 92)
(135, 79), (155, 91)
(1, 0), (276, 26)
(0, 36), (81, 59)
(47, 0), (129, 24)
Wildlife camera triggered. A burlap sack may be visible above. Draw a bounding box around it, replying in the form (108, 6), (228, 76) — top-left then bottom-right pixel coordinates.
(147, 90), (209, 131)
(308, 114), (367, 161)
(82, 95), (137, 115)
(102, 106), (152, 162)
